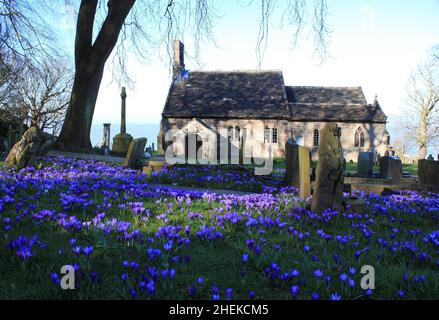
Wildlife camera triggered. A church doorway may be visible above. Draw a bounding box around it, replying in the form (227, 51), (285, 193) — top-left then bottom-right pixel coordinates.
(185, 133), (203, 164)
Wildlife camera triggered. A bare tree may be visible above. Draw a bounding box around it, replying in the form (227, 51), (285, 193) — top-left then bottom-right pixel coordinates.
(18, 57), (73, 135)
(0, 0), (57, 62)
(54, 0), (330, 151)
(0, 47), (27, 122)
(391, 118), (417, 162)
(404, 47), (439, 160)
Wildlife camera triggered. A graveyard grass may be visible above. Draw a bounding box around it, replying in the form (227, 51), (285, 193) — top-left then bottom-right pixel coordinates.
(0, 156), (438, 300)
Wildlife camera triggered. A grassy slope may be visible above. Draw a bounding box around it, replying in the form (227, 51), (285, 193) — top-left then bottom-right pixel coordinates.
(0, 159), (437, 300)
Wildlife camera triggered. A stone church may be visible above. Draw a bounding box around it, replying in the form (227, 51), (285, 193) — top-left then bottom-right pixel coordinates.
(158, 40), (389, 162)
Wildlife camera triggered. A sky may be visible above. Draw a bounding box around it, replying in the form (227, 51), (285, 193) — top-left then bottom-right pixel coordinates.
(51, 1), (439, 147)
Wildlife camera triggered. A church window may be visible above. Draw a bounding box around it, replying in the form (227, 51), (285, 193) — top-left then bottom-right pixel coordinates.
(313, 129), (319, 147)
(360, 132), (365, 147)
(272, 128), (278, 144)
(228, 126), (234, 141)
(355, 127), (365, 147)
(264, 126), (270, 143)
(235, 126), (240, 141)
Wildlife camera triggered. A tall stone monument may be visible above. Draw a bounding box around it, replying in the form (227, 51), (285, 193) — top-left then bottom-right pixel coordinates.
(102, 123), (111, 149)
(311, 123), (344, 213)
(112, 87), (133, 156)
(284, 140), (311, 199)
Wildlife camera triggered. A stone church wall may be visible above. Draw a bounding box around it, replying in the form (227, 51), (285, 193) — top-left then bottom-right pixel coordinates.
(158, 117), (388, 163)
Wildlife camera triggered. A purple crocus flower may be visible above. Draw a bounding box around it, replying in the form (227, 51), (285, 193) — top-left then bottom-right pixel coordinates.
(226, 288), (233, 300)
(290, 285), (299, 298)
(82, 245), (93, 257)
(398, 290), (405, 298)
(330, 293), (341, 300)
(314, 269), (323, 278)
(340, 273), (348, 283)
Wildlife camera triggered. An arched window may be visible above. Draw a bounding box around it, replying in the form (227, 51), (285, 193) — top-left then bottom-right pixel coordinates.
(228, 126), (234, 142)
(355, 127), (365, 148)
(235, 126), (240, 141)
(313, 129), (319, 147)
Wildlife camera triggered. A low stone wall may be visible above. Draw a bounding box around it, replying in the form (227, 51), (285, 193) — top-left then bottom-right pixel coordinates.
(344, 177), (437, 194)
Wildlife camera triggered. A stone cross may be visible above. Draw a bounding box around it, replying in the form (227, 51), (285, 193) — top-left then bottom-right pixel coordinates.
(120, 87), (127, 135)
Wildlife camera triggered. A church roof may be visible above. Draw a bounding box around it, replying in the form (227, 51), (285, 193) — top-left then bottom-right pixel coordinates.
(162, 70), (291, 119)
(286, 86), (387, 123)
(162, 71), (387, 123)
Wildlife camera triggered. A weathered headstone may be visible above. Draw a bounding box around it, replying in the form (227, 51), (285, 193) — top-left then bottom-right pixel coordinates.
(357, 152), (374, 177)
(343, 196), (367, 213)
(379, 156), (402, 179)
(112, 87), (133, 156)
(418, 159), (439, 189)
(143, 160), (165, 175)
(4, 126), (46, 169)
(284, 141), (311, 199)
(122, 138), (147, 169)
(311, 124), (344, 213)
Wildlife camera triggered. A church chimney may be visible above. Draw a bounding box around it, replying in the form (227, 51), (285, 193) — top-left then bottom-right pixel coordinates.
(173, 39), (185, 79)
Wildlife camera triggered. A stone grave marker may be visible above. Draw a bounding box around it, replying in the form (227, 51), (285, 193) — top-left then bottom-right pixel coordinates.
(284, 141), (311, 199)
(122, 138), (147, 169)
(311, 124), (344, 213)
(4, 126), (46, 169)
(418, 159), (439, 189)
(379, 156), (403, 179)
(357, 152), (374, 177)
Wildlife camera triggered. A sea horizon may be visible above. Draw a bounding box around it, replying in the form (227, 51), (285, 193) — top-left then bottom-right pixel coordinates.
(91, 122), (160, 149)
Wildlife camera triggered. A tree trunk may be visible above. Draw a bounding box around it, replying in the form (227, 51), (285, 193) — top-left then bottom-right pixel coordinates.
(418, 112), (428, 160)
(56, 61), (105, 150)
(55, 0), (136, 151)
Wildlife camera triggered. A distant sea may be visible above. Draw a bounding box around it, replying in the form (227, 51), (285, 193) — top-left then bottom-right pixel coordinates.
(91, 122), (159, 149)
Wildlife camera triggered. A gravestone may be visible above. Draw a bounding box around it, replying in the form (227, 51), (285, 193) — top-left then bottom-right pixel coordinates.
(357, 152), (374, 177)
(122, 138), (147, 169)
(418, 159), (439, 189)
(112, 87), (133, 156)
(284, 141), (311, 199)
(379, 156), (403, 179)
(343, 196), (367, 213)
(143, 160), (165, 175)
(311, 124), (344, 213)
(4, 126), (46, 169)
